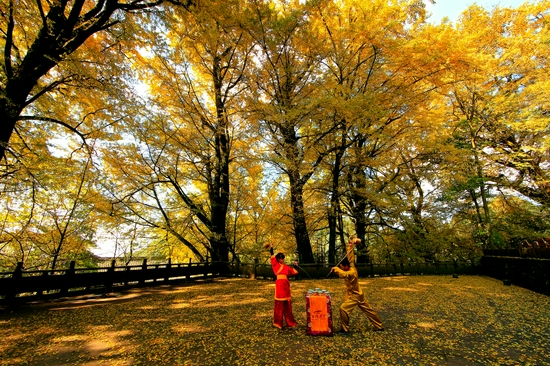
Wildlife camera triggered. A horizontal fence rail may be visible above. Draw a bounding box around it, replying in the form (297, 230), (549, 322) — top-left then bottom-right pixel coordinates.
(223, 260), (475, 280)
(3, 255), (547, 304)
(0, 259), (476, 304)
(0, 259), (226, 304)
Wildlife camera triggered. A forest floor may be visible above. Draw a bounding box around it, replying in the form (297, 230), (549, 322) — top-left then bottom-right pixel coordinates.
(1, 275), (549, 365)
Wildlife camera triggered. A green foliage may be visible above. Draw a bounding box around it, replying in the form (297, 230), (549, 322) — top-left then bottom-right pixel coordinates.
(491, 198), (550, 248)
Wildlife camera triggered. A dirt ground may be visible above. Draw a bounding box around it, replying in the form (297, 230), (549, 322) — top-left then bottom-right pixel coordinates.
(1, 275), (549, 365)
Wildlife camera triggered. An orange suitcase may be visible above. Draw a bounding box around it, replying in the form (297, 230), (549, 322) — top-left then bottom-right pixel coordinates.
(305, 289), (334, 336)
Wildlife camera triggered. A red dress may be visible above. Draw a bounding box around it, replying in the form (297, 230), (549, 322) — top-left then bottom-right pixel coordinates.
(271, 255), (298, 328)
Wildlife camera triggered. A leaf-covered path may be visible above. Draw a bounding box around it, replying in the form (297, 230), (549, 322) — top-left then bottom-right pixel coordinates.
(1, 275), (549, 365)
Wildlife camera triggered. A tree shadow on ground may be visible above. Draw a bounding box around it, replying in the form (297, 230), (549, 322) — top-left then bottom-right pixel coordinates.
(1, 275), (549, 365)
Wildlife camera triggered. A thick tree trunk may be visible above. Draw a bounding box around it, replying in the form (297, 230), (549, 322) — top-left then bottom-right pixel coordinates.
(276, 123), (315, 263)
(352, 198), (370, 264)
(209, 191), (230, 260)
(288, 175), (314, 263)
(328, 149), (344, 264)
(209, 60), (231, 262)
(348, 166), (370, 263)
(0, 78), (38, 160)
(0, 106), (18, 161)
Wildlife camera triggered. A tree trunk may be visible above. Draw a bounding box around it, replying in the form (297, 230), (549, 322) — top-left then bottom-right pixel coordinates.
(208, 57), (232, 262)
(0, 78), (37, 160)
(470, 125), (493, 248)
(288, 170), (314, 263)
(348, 164), (370, 263)
(328, 124), (348, 264)
(327, 201), (337, 264)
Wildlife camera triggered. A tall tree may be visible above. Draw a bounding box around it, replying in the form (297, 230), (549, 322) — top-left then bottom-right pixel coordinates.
(105, 0), (253, 262)
(0, 145), (104, 270)
(437, 2), (550, 247)
(0, 0), (193, 162)
(310, 0), (437, 261)
(244, 0), (332, 263)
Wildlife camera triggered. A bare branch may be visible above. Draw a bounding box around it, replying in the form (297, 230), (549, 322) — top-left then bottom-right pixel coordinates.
(17, 115), (90, 148)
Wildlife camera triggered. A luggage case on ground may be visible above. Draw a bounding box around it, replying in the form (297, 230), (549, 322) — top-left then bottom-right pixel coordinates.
(305, 289), (333, 336)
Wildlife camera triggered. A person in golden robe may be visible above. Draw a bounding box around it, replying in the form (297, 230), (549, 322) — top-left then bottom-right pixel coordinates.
(332, 238), (384, 335)
(268, 244), (299, 329)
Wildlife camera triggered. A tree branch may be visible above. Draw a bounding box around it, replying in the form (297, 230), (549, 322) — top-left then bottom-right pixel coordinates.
(17, 115), (90, 147)
(3, 0), (14, 79)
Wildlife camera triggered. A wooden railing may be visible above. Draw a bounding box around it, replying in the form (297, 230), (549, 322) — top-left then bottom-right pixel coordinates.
(1, 259), (476, 304)
(223, 260), (475, 280)
(480, 255), (550, 296)
(0, 259), (227, 304)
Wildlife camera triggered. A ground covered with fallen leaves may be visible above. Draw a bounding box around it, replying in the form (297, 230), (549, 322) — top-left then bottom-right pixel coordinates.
(1, 275), (549, 365)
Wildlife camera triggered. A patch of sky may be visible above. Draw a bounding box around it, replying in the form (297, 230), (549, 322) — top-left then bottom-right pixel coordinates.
(425, 0), (528, 24)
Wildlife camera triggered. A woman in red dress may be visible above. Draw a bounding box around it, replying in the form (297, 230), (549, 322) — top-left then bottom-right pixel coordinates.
(269, 244), (299, 329)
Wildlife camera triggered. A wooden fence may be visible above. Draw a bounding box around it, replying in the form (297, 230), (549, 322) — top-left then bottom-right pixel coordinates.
(0, 259), (226, 304)
(224, 260), (475, 280)
(480, 256), (550, 296)
(0, 259), (475, 304)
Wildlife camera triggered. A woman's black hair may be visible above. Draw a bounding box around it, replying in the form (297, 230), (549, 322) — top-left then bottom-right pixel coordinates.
(340, 258), (350, 267)
(275, 252), (285, 260)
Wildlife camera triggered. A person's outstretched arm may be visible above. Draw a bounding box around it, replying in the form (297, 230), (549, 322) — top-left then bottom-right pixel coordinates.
(348, 244), (356, 269)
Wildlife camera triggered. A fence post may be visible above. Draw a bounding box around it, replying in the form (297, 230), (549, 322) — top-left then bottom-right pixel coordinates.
(140, 259), (147, 286)
(187, 258), (192, 280)
(7, 262), (24, 302)
(503, 260), (511, 286)
(61, 261), (76, 297)
(125, 264), (130, 287)
(453, 260), (459, 278)
(13, 262), (23, 277)
(39, 270), (49, 298)
(106, 260), (116, 292)
(204, 256), (209, 278)
(165, 258), (172, 283)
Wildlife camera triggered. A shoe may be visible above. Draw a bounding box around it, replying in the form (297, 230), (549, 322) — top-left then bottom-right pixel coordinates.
(273, 324), (283, 330)
(338, 330), (350, 335)
(373, 328), (384, 332)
